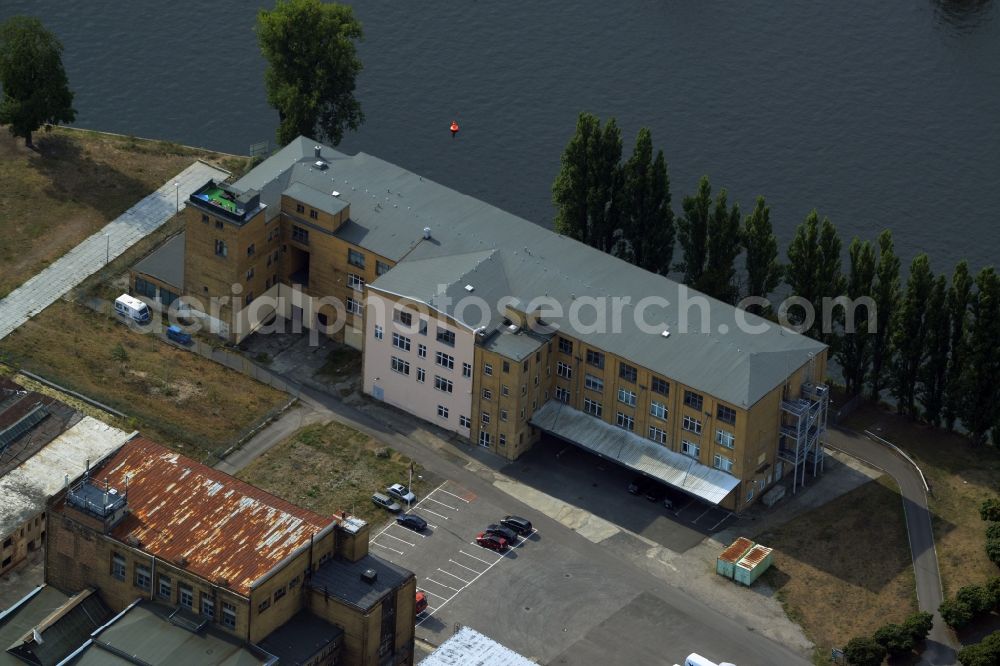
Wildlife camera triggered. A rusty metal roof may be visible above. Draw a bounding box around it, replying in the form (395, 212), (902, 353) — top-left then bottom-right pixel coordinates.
(737, 544), (773, 569)
(82, 438), (335, 596)
(718, 537), (755, 564)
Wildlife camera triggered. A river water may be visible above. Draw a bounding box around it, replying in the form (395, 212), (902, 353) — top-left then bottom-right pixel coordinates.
(3, 0), (999, 272)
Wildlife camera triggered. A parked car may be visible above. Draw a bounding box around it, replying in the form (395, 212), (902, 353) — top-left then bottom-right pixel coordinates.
(166, 325), (192, 346)
(628, 476), (652, 496)
(386, 483), (416, 504)
(415, 590), (428, 615)
(500, 515), (533, 536)
(475, 532), (508, 552)
(396, 513), (427, 532)
(371, 492), (401, 513)
(644, 484), (667, 503)
(484, 524), (518, 544)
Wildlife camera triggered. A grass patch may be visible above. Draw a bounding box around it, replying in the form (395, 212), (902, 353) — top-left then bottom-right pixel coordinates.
(759, 476), (916, 656)
(841, 402), (1000, 596)
(237, 422), (426, 525)
(0, 125), (246, 298)
(317, 347), (362, 380)
(0, 300), (287, 461)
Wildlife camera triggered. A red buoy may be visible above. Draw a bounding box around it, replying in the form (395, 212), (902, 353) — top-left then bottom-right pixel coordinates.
(450, 121), (459, 138)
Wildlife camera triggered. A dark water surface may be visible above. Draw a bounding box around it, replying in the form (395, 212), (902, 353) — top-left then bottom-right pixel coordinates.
(3, 0), (999, 271)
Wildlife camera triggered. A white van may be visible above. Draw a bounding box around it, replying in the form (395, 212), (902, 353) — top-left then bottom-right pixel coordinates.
(114, 294), (150, 323)
(675, 655), (736, 666)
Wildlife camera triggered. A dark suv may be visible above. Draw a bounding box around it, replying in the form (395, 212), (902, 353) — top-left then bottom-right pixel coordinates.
(500, 515), (533, 536)
(484, 524), (518, 544)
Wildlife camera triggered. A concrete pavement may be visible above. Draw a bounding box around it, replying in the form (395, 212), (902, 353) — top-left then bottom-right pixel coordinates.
(826, 426), (956, 665)
(0, 161), (228, 340)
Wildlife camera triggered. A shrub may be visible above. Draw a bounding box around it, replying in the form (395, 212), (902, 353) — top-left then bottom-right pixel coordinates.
(903, 611), (934, 643)
(873, 623), (914, 658)
(980, 498), (1000, 522)
(958, 631), (1000, 666)
(987, 524), (1000, 567)
(958, 583), (995, 615)
(844, 636), (887, 666)
(939, 597), (975, 629)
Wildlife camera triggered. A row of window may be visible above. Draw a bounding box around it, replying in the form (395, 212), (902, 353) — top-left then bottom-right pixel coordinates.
(347, 248), (390, 275)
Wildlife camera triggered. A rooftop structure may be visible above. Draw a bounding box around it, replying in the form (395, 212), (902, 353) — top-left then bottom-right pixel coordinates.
(131, 231), (185, 291)
(420, 626), (536, 666)
(307, 552), (412, 612)
(188, 181), (265, 225)
(0, 377), (80, 477)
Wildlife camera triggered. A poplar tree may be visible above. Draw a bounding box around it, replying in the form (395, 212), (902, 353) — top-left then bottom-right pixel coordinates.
(698, 189), (742, 303)
(836, 238), (876, 395)
(675, 176), (712, 286)
(963, 267), (1000, 446)
(869, 230), (900, 400)
(620, 127), (674, 275)
(891, 254), (934, 417)
(943, 261), (972, 431)
(742, 196), (782, 316)
(920, 274), (950, 426)
(785, 211), (844, 343)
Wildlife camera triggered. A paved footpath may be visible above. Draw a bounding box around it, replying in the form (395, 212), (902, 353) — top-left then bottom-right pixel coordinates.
(0, 161), (228, 341)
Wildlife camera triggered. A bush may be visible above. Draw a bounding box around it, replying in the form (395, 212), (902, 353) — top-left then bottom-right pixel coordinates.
(958, 583), (995, 615)
(987, 523), (1000, 567)
(958, 631), (1000, 666)
(940, 597), (975, 629)
(903, 611), (934, 643)
(980, 498), (1000, 522)
(844, 636), (887, 666)
(874, 623), (914, 658)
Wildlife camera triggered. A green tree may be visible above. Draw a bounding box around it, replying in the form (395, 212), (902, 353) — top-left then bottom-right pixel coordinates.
(0, 16), (76, 147)
(920, 274), (950, 425)
(843, 635), (886, 666)
(891, 254), (934, 417)
(873, 622), (915, 658)
(836, 238), (877, 395)
(869, 230), (900, 400)
(981, 498), (1000, 522)
(903, 611), (934, 643)
(619, 127), (674, 274)
(986, 523), (1000, 567)
(552, 112), (623, 252)
(785, 210), (844, 342)
(958, 631), (1000, 666)
(675, 176), (712, 286)
(257, 0), (364, 146)
(943, 261), (972, 431)
(741, 196), (782, 316)
(963, 267), (1000, 446)
(698, 189), (742, 303)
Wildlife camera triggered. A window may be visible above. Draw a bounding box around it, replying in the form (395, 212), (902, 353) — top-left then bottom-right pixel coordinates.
(135, 277), (157, 298)
(459, 416), (471, 428)
(482, 388), (493, 400)
(650, 401), (668, 420)
(616, 412), (635, 431)
(523, 360), (529, 372)
(215, 220), (224, 230)
(247, 243), (255, 257)
(214, 239), (227, 257)
(479, 431), (491, 447)
(558, 337), (573, 354)
(289, 575), (301, 589)
(309, 209), (318, 220)
(437, 405), (449, 419)
(585, 374), (604, 392)
(391, 356), (410, 375)
(246, 267), (254, 281)
(681, 440), (700, 459)
(462, 362), (472, 378)
(521, 384), (527, 396)
(395, 310), (413, 327)
(245, 292), (254, 305)
(417, 367), (426, 382)
(683, 390), (703, 411)
(499, 434), (507, 447)
(179, 585), (194, 610)
(556, 361), (572, 379)
(348, 248), (366, 268)
(682, 415), (703, 434)
(419, 320), (428, 335)
(134, 564), (151, 590)
(619, 362), (637, 383)
(392, 332), (411, 351)
(222, 602), (237, 629)
(501, 385), (510, 397)
(520, 408), (525, 420)
(714, 454), (734, 473)
(717, 405), (737, 425)
(483, 363), (493, 376)
(346, 297), (363, 315)
(651, 376), (670, 396)
(376, 260), (391, 276)
(201, 213), (209, 223)
(258, 598), (271, 613)
(618, 388), (637, 407)
(201, 595), (215, 619)
(274, 586), (286, 601)
(481, 411), (491, 425)
(716, 429), (735, 449)
(347, 273), (365, 291)
(436, 328), (456, 347)
(586, 349), (605, 369)
(584, 398), (603, 417)
(418, 344), (427, 359)
(296, 203), (305, 214)
(502, 361), (510, 373)
(648, 426), (667, 444)
(158, 575), (171, 599)
(291, 226), (309, 244)
(111, 554), (126, 581)
(374, 325), (384, 340)
(500, 409), (508, 421)
(555, 387), (570, 403)
(434, 376), (453, 393)
(435, 351), (455, 369)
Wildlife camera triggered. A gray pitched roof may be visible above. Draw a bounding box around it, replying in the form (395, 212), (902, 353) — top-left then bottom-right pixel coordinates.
(235, 137), (827, 408)
(132, 232), (185, 289)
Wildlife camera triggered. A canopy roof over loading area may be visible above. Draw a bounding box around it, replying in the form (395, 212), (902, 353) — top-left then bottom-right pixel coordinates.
(530, 401), (741, 505)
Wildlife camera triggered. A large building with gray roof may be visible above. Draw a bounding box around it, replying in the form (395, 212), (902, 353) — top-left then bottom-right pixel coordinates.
(164, 136), (830, 511)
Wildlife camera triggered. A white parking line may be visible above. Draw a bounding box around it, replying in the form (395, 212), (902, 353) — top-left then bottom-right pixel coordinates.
(436, 488), (471, 503)
(436, 568), (471, 584)
(448, 559), (482, 575)
(425, 497), (460, 511)
(369, 481), (448, 543)
(419, 507), (450, 520)
(425, 578), (461, 593)
(458, 549), (493, 566)
(417, 544), (512, 627)
(371, 542), (403, 555)
(382, 533), (415, 547)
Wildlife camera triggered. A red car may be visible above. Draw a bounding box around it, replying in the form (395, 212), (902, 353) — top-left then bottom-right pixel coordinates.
(476, 532), (508, 552)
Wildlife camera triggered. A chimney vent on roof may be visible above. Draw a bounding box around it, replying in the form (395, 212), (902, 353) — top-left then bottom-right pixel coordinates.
(314, 145), (321, 158)
(423, 227), (431, 240)
(661, 329), (671, 338)
(361, 568), (378, 585)
(332, 190), (340, 197)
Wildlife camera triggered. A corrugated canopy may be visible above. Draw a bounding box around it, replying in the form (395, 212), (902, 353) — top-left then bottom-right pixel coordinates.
(531, 401), (740, 505)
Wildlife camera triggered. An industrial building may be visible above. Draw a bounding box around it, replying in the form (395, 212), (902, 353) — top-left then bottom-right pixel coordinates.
(138, 137), (829, 512)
